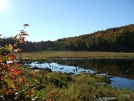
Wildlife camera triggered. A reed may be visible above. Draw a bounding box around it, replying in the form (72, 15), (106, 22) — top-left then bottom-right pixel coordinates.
(15, 51), (134, 60)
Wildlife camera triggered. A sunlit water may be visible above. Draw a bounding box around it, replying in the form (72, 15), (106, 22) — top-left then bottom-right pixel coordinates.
(25, 61), (134, 91)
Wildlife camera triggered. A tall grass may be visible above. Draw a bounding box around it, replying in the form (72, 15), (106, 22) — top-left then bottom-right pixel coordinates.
(14, 51), (134, 60)
(37, 71), (134, 101)
(10, 65), (134, 101)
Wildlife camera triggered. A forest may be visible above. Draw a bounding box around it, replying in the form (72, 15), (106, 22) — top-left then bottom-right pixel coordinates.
(1, 24), (134, 52)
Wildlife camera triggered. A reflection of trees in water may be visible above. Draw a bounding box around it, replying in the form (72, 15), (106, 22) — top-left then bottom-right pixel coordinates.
(23, 59), (134, 79)
(60, 59), (134, 79)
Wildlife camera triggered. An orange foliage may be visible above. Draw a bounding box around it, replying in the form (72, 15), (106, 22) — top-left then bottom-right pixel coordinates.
(19, 78), (23, 83)
(13, 62), (19, 67)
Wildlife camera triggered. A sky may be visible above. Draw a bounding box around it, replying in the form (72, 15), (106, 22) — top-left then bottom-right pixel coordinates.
(0, 0), (134, 42)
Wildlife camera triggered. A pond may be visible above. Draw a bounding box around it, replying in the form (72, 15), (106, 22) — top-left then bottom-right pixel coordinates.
(24, 59), (134, 91)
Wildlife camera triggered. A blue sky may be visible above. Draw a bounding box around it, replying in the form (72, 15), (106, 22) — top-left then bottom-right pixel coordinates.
(0, 0), (134, 42)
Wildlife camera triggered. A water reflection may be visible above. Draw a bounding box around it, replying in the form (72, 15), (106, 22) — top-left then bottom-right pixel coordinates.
(28, 62), (94, 74)
(24, 59), (134, 90)
(110, 77), (134, 91)
(56, 59), (134, 79)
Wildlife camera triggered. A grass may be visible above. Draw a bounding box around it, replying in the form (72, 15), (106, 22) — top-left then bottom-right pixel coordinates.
(11, 65), (134, 101)
(10, 51), (134, 100)
(15, 51), (134, 60)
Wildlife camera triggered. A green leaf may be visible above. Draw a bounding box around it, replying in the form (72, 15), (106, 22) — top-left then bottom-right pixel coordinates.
(2, 57), (6, 63)
(40, 92), (46, 97)
(36, 91), (41, 95)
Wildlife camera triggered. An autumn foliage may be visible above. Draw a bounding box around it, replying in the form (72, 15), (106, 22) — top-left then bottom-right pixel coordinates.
(0, 24), (30, 100)
(0, 24), (58, 101)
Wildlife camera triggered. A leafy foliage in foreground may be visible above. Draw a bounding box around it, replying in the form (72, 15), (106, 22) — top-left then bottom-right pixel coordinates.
(0, 24), (45, 101)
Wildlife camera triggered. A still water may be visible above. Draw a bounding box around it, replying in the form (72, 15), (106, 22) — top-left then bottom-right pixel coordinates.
(24, 59), (134, 91)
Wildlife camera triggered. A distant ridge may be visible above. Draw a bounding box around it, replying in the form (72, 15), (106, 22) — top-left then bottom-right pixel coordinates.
(54, 24), (134, 52)
(1, 24), (134, 52)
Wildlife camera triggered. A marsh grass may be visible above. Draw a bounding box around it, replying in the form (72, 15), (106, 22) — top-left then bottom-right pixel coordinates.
(37, 71), (134, 101)
(9, 65), (134, 101)
(14, 51), (134, 60)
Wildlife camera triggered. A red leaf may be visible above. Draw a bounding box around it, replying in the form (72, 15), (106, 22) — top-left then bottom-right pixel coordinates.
(10, 68), (21, 75)
(5, 64), (10, 71)
(48, 90), (55, 97)
(8, 54), (16, 61)
(19, 78), (23, 83)
(14, 70), (20, 75)
(14, 62), (19, 67)
(13, 71), (19, 75)
(5, 90), (12, 95)
(0, 57), (2, 62)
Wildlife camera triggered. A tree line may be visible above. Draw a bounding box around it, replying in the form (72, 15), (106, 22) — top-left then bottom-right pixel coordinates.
(1, 24), (134, 52)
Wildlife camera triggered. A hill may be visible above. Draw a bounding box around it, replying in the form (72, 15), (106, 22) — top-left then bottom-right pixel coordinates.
(55, 24), (134, 52)
(1, 24), (134, 52)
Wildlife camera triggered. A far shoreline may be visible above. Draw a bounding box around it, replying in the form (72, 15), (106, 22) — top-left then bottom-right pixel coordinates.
(14, 51), (134, 61)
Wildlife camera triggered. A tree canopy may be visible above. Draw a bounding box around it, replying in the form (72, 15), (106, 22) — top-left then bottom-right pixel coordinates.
(1, 24), (134, 52)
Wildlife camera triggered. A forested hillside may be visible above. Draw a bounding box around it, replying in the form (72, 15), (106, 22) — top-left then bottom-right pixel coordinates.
(1, 24), (134, 52)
